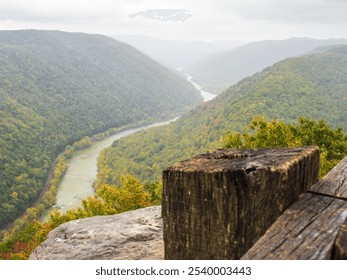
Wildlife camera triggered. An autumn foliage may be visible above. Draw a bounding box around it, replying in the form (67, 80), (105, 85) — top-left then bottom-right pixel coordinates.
(0, 175), (161, 259)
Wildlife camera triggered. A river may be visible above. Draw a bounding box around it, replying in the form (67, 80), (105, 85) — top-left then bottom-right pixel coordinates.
(39, 119), (178, 221)
(185, 74), (216, 102)
(40, 77), (216, 222)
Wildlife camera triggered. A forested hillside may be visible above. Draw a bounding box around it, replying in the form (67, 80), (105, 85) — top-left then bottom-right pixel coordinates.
(96, 46), (347, 186)
(184, 38), (347, 93)
(0, 30), (202, 229)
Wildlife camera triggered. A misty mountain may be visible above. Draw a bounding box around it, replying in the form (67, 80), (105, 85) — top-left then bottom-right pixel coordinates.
(0, 30), (202, 229)
(115, 35), (242, 69)
(184, 37), (347, 93)
(96, 46), (347, 185)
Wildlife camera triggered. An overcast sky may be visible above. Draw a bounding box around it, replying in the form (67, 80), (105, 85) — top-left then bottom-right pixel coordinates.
(1, 0), (347, 42)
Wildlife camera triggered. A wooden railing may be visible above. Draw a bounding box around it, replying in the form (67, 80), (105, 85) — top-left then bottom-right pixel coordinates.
(162, 147), (347, 259)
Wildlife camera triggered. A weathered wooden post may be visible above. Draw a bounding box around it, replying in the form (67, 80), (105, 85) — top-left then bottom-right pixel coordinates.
(242, 154), (347, 260)
(334, 218), (347, 260)
(162, 147), (319, 259)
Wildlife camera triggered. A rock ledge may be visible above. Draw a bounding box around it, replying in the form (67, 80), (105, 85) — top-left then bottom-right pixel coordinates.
(29, 206), (163, 260)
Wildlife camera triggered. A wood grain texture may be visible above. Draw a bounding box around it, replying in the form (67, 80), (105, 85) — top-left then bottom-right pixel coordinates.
(309, 155), (347, 199)
(242, 192), (347, 260)
(162, 147), (319, 259)
(333, 217), (347, 260)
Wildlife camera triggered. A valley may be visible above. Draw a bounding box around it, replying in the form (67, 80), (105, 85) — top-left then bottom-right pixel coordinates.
(40, 77), (216, 221)
(184, 38), (347, 93)
(1, 30), (347, 260)
(1, 0), (347, 268)
(0, 30), (202, 230)
(95, 46), (347, 188)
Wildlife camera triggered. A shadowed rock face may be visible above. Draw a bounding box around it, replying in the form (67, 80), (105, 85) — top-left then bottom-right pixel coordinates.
(29, 206), (164, 260)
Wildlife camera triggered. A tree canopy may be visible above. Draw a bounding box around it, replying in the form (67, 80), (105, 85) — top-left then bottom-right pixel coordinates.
(222, 116), (347, 177)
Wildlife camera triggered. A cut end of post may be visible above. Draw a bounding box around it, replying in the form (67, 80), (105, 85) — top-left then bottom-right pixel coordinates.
(162, 146), (320, 259)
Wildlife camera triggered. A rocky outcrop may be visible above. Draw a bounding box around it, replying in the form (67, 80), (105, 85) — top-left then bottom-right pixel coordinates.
(29, 206), (164, 260)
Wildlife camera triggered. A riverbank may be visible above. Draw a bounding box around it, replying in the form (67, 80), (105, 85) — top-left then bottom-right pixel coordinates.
(39, 118), (179, 222)
(185, 74), (217, 102)
(40, 75), (216, 221)
(1, 117), (177, 234)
